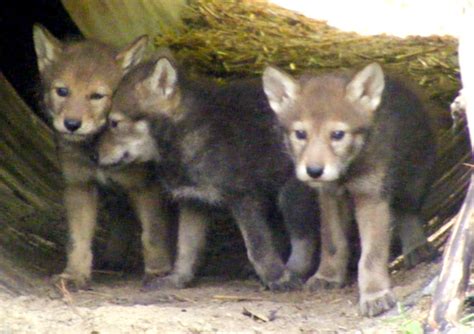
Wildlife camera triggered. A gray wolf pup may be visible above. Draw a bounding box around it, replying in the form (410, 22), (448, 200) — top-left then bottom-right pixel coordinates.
(96, 54), (319, 290)
(263, 63), (436, 316)
(33, 24), (173, 287)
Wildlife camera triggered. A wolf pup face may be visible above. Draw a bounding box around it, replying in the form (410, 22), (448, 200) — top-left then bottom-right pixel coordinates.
(98, 111), (158, 167)
(263, 63), (384, 186)
(33, 24), (147, 142)
(97, 56), (179, 167)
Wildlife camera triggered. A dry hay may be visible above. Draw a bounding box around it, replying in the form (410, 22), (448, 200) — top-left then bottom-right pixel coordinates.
(153, 0), (471, 258)
(155, 0), (459, 108)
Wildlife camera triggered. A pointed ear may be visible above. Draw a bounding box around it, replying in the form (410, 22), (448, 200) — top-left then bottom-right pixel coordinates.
(116, 35), (148, 74)
(32, 24), (63, 73)
(143, 57), (178, 99)
(262, 66), (299, 116)
(346, 63), (385, 114)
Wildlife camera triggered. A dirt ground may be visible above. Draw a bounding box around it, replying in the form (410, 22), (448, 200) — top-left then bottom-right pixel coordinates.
(2, 260), (471, 334)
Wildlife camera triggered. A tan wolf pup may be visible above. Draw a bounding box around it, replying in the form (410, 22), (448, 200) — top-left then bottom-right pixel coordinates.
(263, 63), (436, 316)
(33, 24), (173, 288)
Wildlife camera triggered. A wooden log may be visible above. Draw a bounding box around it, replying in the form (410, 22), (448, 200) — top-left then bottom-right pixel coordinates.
(0, 73), (66, 293)
(61, 0), (186, 48)
(0, 73), (62, 212)
(425, 1), (474, 332)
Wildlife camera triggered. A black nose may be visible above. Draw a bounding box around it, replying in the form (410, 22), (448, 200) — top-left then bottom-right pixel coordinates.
(306, 166), (324, 179)
(64, 119), (82, 132)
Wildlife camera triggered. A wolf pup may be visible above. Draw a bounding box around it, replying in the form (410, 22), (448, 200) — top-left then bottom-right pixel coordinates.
(262, 63), (436, 316)
(96, 54), (319, 290)
(33, 24), (173, 288)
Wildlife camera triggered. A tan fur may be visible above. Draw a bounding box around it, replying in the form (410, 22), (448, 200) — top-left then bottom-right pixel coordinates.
(129, 184), (173, 277)
(354, 196), (395, 317)
(353, 196), (392, 296)
(135, 57), (183, 119)
(61, 184), (98, 286)
(34, 24), (146, 140)
(98, 115), (158, 166)
(282, 75), (372, 185)
(306, 186), (351, 287)
(33, 25), (171, 287)
(165, 205), (209, 288)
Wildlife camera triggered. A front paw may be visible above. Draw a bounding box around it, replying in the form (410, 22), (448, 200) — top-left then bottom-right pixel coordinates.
(52, 271), (91, 291)
(305, 272), (345, 292)
(404, 243), (438, 269)
(142, 269), (172, 287)
(359, 289), (396, 317)
(142, 274), (193, 291)
(265, 270), (303, 292)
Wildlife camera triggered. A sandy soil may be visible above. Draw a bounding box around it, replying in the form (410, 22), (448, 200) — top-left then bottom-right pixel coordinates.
(3, 260), (469, 334)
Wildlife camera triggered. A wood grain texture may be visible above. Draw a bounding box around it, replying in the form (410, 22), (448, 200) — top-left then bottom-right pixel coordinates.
(61, 0), (186, 47)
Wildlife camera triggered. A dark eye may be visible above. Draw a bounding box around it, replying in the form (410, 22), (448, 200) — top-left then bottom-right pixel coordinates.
(330, 130), (346, 141)
(55, 87), (69, 97)
(294, 129), (307, 140)
(110, 119), (119, 128)
(90, 93), (105, 100)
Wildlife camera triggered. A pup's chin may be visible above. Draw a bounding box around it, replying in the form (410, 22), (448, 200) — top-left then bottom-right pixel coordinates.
(303, 180), (324, 189)
(58, 132), (89, 142)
